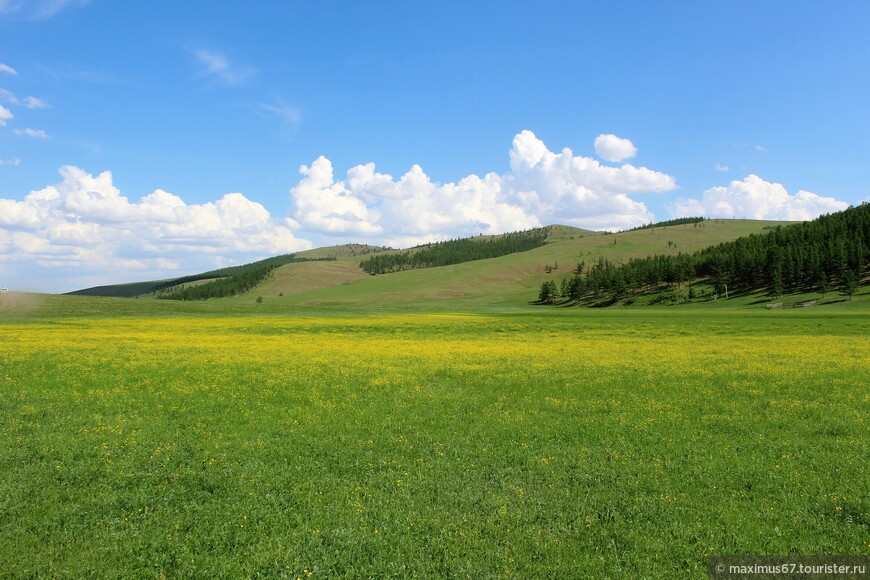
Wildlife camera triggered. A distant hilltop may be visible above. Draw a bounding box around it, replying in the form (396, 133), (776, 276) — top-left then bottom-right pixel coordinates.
(62, 207), (868, 311)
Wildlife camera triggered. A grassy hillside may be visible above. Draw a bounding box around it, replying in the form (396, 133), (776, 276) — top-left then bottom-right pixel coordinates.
(262, 219), (796, 310)
(256, 262), (370, 298)
(67, 254), (336, 299)
(53, 219), (803, 311)
(296, 243), (388, 260)
(64, 279), (176, 298)
(19, 217), (869, 319)
(358, 228), (551, 275)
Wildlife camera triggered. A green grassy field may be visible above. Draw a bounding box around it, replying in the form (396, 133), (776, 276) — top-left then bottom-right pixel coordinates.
(1, 299), (868, 577)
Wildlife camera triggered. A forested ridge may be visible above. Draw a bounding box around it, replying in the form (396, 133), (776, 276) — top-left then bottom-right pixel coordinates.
(539, 204), (869, 305)
(156, 255), (333, 300)
(359, 228), (549, 275)
(621, 216), (705, 232)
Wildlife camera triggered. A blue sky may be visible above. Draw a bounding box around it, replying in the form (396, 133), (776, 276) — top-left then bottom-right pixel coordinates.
(1, 0), (868, 292)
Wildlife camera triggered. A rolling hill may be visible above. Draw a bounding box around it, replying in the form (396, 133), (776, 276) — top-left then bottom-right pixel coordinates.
(65, 218), (802, 310)
(265, 219), (801, 310)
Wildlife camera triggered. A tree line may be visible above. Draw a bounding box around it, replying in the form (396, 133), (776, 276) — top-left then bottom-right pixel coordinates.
(156, 255), (334, 301)
(156, 263), (279, 300)
(621, 216), (705, 232)
(539, 203), (869, 305)
(359, 228), (549, 275)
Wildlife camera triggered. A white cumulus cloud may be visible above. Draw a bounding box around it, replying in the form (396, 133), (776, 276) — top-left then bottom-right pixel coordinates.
(0, 166), (312, 292)
(507, 130), (674, 229)
(0, 63), (16, 75)
(671, 174), (850, 220)
(291, 156), (384, 235)
(0, 104), (12, 125)
(594, 134), (638, 163)
(289, 130), (676, 238)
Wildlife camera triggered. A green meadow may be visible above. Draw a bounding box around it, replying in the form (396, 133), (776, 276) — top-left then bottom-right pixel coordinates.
(1, 299), (868, 577)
